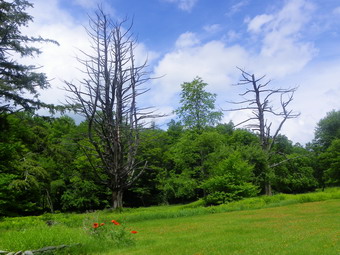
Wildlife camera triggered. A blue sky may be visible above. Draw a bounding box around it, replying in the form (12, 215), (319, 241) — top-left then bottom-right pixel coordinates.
(25, 0), (340, 144)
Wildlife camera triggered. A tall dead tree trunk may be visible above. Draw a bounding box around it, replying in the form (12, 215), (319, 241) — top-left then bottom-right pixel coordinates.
(65, 8), (152, 208)
(226, 68), (300, 195)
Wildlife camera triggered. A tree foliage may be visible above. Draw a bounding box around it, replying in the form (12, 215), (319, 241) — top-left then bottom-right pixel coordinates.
(175, 77), (222, 132)
(321, 139), (340, 186)
(312, 110), (340, 186)
(202, 150), (259, 205)
(314, 110), (340, 149)
(0, 0), (59, 113)
(0, 111), (334, 216)
(0, 1), (336, 217)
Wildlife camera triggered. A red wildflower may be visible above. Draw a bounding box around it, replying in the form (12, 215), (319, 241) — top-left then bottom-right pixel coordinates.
(131, 230), (138, 234)
(100, 223), (105, 226)
(111, 220), (120, 225)
(93, 223), (99, 228)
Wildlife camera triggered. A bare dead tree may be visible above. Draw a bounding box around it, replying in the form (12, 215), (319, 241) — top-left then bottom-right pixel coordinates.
(64, 8), (153, 208)
(226, 68), (300, 195)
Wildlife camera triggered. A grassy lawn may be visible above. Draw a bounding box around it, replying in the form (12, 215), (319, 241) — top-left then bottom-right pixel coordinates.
(115, 200), (339, 255)
(0, 189), (339, 254)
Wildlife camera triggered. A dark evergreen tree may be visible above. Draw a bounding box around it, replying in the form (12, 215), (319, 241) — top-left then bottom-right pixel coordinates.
(0, 0), (58, 113)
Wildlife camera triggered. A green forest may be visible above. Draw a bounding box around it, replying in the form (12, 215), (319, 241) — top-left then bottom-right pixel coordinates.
(1, 0), (339, 218)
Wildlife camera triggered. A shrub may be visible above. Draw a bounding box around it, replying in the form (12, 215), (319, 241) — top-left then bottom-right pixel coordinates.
(202, 175), (259, 205)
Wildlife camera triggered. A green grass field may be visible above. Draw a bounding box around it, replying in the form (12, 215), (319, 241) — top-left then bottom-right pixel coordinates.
(117, 200), (339, 255)
(1, 189), (339, 254)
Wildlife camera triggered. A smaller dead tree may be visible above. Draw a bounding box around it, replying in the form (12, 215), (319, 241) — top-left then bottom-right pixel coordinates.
(226, 68), (300, 195)
(65, 9), (152, 208)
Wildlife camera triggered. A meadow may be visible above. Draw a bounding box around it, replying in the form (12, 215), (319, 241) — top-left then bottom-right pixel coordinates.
(0, 188), (339, 255)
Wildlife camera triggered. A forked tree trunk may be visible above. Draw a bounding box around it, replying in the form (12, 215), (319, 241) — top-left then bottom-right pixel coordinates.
(65, 9), (153, 210)
(226, 68), (300, 197)
(112, 190), (123, 209)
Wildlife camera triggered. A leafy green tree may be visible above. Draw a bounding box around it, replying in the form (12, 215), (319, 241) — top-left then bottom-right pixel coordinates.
(319, 139), (340, 186)
(165, 131), (201, 201)
(227, 128), (259, 147)
(309, 110), (340, 188)
(215, 122), (234, 136)
(314, 110), (340, 149)
(265, 135), (317, 193)
(166, 119), (183, 142)
(271, 134), (294, 154)
(271, 153), (318, 193)
(0, 113), (51, 215)
(157, 129), (228, 203)
(0, 113), (100, 215)
(201, 150), (259, 205)
(174, 77), (222, 132)
(127, 127), (173, 206)
(60, 175), (107, 212)
(156, 170), (198, 204)
(0, 0), (58, 113)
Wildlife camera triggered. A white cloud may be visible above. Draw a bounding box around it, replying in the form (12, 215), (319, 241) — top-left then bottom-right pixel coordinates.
(203, 24), (222, 34)
(226, 0), (249, 17)
(225, 30), (241, 43)
(134, 43), (160, 67)
(175, 32), (200, 48)
(247, 14), (274, 33)
(151, 40), (248, 110)
(19, 0), (339, 145)
(150, 0), (338, 144)
(21, 0), (89, 105)
(245, 0), (317, 78)
(23, 0), (156, 108)
(163, 0), (198, 12)
(286, 62), (340, 142)
(30, 0), (78, 25)
(152, 0), (317, 109)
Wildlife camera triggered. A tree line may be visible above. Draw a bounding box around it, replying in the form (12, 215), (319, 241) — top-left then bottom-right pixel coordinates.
(0, 1), (339, 216)
(0, 105), (339, 216)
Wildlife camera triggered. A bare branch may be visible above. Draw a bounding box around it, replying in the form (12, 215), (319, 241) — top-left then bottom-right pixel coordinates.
(64, 8), (160, 208)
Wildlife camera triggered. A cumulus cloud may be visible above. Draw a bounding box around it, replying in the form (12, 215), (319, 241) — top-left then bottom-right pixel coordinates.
(150, 0), (335, 144)
(22, 0), (90, 105)
(152, 0), (317, 108)
(175, 32), (200, 48)
(19, 0), (339, 144)
(245, 0), (317, 78)
(151, 39), (248, 110)
(163, 0), (198, 12)
(23, 0), (157, 108)
(284, 62), (340, 143)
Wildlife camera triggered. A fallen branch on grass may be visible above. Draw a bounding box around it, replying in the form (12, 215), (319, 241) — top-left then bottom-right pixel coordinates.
(1, 243), (80, 255)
